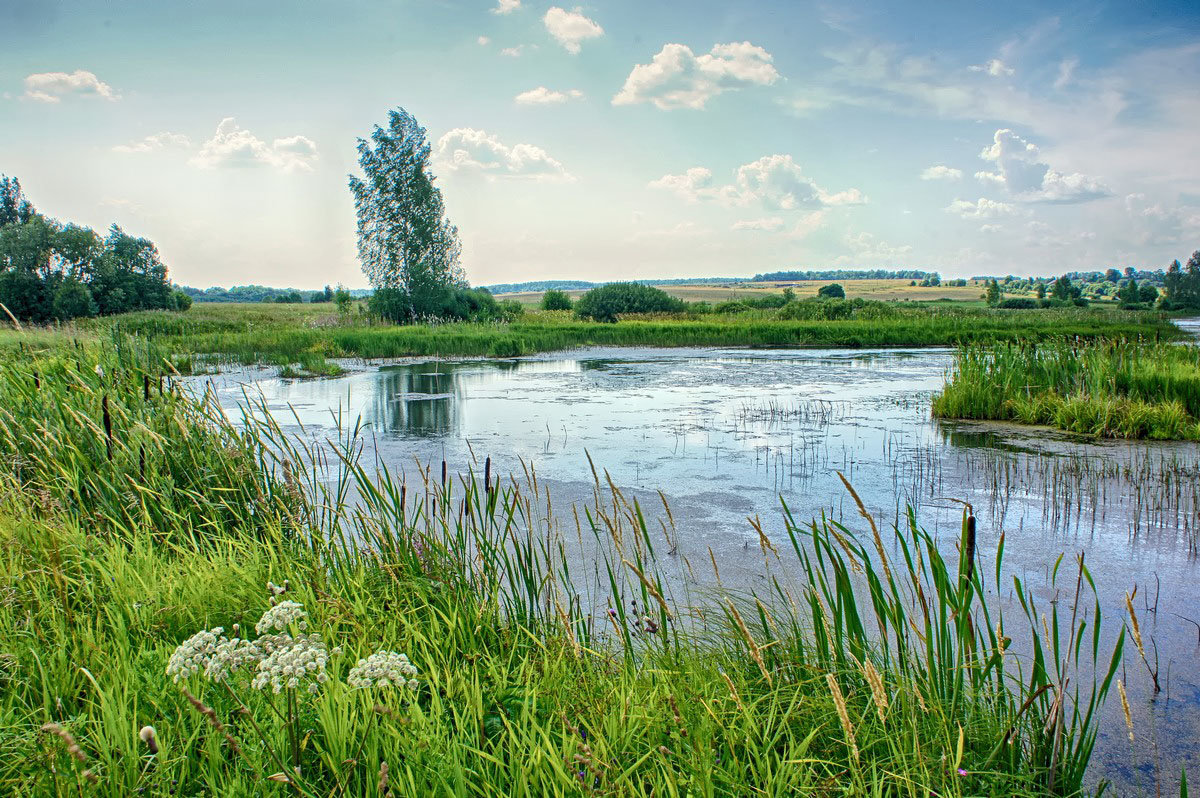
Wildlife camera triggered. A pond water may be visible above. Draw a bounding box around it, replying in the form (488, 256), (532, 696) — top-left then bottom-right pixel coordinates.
(196, 344), (1200, 793)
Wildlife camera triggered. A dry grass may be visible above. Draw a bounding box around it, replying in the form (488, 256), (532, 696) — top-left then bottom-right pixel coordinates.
(498, 279), (989, 306)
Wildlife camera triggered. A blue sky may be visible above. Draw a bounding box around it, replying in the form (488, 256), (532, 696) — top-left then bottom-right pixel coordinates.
(2, 0), (1198, 288)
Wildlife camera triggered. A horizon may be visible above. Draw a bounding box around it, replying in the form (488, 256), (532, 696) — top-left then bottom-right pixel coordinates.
(4, 1), (1199, 290)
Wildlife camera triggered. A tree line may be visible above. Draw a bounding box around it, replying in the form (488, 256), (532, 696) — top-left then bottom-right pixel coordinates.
(0, 175), (186, 322)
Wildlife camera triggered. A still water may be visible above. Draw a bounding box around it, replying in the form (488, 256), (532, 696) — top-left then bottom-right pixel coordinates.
(197, 346), (1199, 792)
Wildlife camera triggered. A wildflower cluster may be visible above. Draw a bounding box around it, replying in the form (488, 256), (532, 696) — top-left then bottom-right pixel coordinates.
(252, 633), (330, 695)
(347, 651), (419, 690)
(255, 600), (308, 634)
(166, 627), (226, 682)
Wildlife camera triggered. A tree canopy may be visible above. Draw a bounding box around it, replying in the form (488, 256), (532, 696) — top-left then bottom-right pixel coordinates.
(0, 175), (182, 322)
(349, 108), (465, 322)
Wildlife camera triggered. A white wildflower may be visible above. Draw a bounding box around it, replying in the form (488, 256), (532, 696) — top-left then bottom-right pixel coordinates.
(255, 600), (308, 635)
(347, 651), (419, 690)
(204, 636), (260, 682)
(251, 634), (329, 695)
(166, 627), (224, 682)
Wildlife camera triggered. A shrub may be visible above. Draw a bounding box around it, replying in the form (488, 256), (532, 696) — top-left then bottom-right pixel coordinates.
(574, 283), (685, 323)
(540, 289), (573, 311)
(817, 283), (846, 299)
(171, 290), (193, 311)
(998, 298), (1038, 310)
(714, 300), (750, 314)
(52, 279), (95, 320)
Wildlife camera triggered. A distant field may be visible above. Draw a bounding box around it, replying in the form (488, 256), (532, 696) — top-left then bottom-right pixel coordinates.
(498, 279), (987, 306)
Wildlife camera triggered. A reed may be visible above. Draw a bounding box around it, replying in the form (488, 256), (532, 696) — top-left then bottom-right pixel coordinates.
(0, 337), (1148, 795)
(933, 338), (1200, 440)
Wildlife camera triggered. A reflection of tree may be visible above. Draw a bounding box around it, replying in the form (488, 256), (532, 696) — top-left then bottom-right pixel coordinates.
(366, 360), (522, 436)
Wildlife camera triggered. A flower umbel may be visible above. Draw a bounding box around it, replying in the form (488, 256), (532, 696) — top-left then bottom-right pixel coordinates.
(256, 600), (308, 634)
(347, 650), (419, 690)
(251, 633), (330, 695)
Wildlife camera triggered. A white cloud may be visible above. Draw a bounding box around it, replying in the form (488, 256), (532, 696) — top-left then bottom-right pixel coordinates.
(975, 128), (1109, 203)
(514, 86), (583, 105)
(112, 132), (191, 153)
(732, 217), (784, 232)
(477, 35), (490, 46)
(190, 118), (318, 172)
(613, 42), (779, 110)
(920, 165), (962, 181)
(1053, 57), (1077, 90)
(945, 197), (1018, 219)
(500, 46), (524, 57)
(839, 231), (913, 263)
(434, 128), (573, 181)
(492, 0), (520, 14)
(980, 224), (1003, 233)
(543, 7), (603, 54)
(23, 70), (119, 103)
(651, 155), (863, 211)
(969, 59), (1014, 77)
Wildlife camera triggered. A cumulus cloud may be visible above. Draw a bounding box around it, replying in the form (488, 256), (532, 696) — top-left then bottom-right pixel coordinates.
(434, 128), (573, 181)
(945, 197), (1018, 219)
(920, 165), (962, 181)
(515, 86), (583, 105)
(839, 231), (913, 263)
(613, 42), (779, 110)
(23, 70), (119, 103)
(969, 59), (1014, 77)
(543, 7), (603, 54)
(974, 129), (1109, 203)
(477, 35), (490, 45)
(732, 217), (784, 232)
(190, 118), (318, 172)
(112, 132), (191, 153)
(500, 45), (525, 57)
(650, 155), (864, 211)
(492, 0), (520, 14)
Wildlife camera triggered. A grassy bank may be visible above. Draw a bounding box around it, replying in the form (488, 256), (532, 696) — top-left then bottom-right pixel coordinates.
(933, 339), (1200, 439)
(73, 301), (1186, 374)
(0, 338), (1131, 795)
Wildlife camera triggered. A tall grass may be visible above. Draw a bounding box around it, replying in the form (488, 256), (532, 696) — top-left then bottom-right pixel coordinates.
(79, 302), (1185, 373)
(0, 338), (1137, 795)
(933, 339), (1200, 440)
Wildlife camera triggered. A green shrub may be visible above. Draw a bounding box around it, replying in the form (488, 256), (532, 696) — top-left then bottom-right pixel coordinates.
(51, 279), (95, 320)
(817, 283), (845, 299)
(540, 289), (573, 311)
(998, 298), (1038, 310)
(574, 283), (685, 323)
(171, 289), (193, 311)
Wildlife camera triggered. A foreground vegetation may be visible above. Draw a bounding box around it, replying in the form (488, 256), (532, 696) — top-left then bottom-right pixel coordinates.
(0, 336), (1139, 795)
(61, 300), (1185, 376)
(933, 339), (1200, 440)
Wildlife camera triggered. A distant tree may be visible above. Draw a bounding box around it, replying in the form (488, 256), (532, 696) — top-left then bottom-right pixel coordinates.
(817, 283), (845, 299)
(274, 291), (304, 304)
(985, 279), (1001, 306)
(1051, 275), (1079, 302)
(541, 289), (573, 311)
(349, 108), (464, 322)
(1118, 278), (1140, 305)
(782, 287), (796, 303)
(1163, 254), (1200, 310)
(575, 283), (685, 323)
(1035, 281), (1047, 300)
(312, 284), (335, 303)
(334, 285), (353, 314)
(1105, 268), (1121, 283)
(1138, 283), (1158, 304)
(1124, 266), (1135, 279)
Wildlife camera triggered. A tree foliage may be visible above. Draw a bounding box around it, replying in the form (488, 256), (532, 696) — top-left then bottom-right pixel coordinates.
(1163, 253), (1200, 310)
(540, 289), (573, 311)
(349, 108), (465, 322)
(0, 175), (179, 322)
(817, 283), (845, 299)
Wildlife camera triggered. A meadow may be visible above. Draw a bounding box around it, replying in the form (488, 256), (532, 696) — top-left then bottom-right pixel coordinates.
(933, 340), (1200, 440)
(0, 332), (1136, 796)
(38, 299), (1184, 378)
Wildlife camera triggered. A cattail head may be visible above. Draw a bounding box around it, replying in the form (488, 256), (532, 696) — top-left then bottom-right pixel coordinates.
(139, 725), (159, 755)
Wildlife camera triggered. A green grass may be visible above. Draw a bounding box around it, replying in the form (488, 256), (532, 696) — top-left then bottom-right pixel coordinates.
(933, 339), (1200, 440)
(0, 336), (1135, 796)
(65, 301), (1186, 376)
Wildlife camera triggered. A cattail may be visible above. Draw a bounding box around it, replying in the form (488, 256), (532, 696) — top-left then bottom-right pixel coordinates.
(1117, 680), (1134, 743)
(139, 725), (159, 755)
(102, 394), (113, 461)
(825, 673), (859, 763)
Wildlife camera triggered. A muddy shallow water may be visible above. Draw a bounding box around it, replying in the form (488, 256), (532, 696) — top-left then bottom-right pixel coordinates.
(195, 345), (1200, 793)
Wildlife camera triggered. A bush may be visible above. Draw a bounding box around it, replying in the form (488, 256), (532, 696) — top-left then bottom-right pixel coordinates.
(540, 289), (573, 311)
(171, 289), (193, 311)
(51, 279), (95, 320)
(998, 298), (1038, 310)
(714, 300), (750, 314)
(817, 283), (845, 299)
(574, 283), (685, 323)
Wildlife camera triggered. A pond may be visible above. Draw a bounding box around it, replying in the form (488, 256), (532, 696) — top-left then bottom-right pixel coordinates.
(195, 345), (1200, 792)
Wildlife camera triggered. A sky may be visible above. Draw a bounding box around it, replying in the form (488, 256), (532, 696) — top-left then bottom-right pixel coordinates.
(2, 0), (1199, 289)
